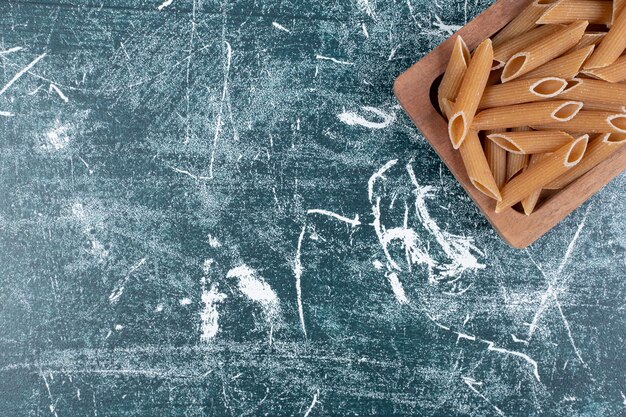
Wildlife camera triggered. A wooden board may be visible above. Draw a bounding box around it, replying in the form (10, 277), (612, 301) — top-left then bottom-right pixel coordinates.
(394, 0), (626, 249)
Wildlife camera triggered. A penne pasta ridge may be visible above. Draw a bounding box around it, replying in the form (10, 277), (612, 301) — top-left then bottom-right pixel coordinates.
(487, 131), (574, 154)
(584, 6), (626, 69)
(438, 36), (471, 113)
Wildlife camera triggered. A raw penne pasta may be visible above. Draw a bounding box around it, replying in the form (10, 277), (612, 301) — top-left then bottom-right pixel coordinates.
(584, 6), (626, 69)
(440, 98), (455, 120)
(448, 39), (493, 149)
(560, 78), (626, 106)
(572, 32), (606, 50)
(438, 36), (471, 113)
(521, 153), (550, 215)
(507, 153), (530, 180)
(493, 24), (562, 68)
(533, 111), (626, 133)
(613, 0), (626, 25)
(495, 135), (589, 213)
(537, 0), (612, 25)
(487, 131), (574, 154)
(459, 130), (502, 201)
(545, 133), (626, 188)
(582, 101), (626, 113)
(484, 130), (507, 189)
(492, 0), (558, 47)
(478, 77), (567, 110)
(472, 100), (583, 131)
(502, 21), (588, 82)
(519, 45), (595, 80)
(582, 55), (626, 82)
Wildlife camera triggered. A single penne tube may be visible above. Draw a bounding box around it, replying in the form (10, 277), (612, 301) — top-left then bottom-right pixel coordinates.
(507, 153), (530, 181)
(448, 39), (493, 149)
(438, 36), (470, 114)
(487, 131), (574, 154)
(545, 133), (626, 189)
(519, 45), (595, 80)
(572, 33), (606, 51)
(582, 102), (626, 113)
(472, 100), (583, 131)
(495, 135), (589, 213)
(478, 77), (567, 110)
(613, 0), (626, 25)
(584, 7), (626, 69)
(492, 0), (558, 47)
(459, 130), (502, 201)
(493, 24), (562, 68)
(582, 55), (626, 83)
(502, 21), (588, 82)
(537, 0), (612, 25)
(484, 130), (507, 189)
(560, 78), (626, 106)
(440, 98), (455, 121)
(532, 111), (626, 133)
(521, 153), (550, 215)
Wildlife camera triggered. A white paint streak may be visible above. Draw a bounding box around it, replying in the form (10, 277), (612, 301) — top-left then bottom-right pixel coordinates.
(180, 298), (192, 306)
(41, 371), (59, 417)
(200, 283), (227, 342)
(272, 22), (291, 33)
(207, 234), (221, 248)
(462, 377), (504, 416)
(485, 340), (541, 382)
(307, 209), (361, 227)
(0, 53), (46, 96)
(109, 258), (146, 304)
(209, 41), (232, 179)
(338, 106), (395, 129)
(169, 165), (211, 181)
(315, 54), (354, 65)
(361, 23), (369, 38)
(227, 265), (280, 323)
(157, 0), (174, 10)
(303, 389), (320, 417)
(44, 122), (71, 151)
(433, 15), (462, 35)
(294, 225), (307, 337)
(0, 111), (14, 117)
(49, 84), (68, 102)
(0, 46), (23, 55)
(554, 294), (585, 364)
(386, 272), (409, 304)
(356, 0), (376, 19)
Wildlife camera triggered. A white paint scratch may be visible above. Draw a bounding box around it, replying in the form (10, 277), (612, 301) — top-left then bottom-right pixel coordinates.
(169, 165), (210, 181)
(200, 282), (227, 342)
(338, 106), (395, 129)
(227, 265), (281, 323)
(294, 225), (307, 337)
(361, 23), (369, 38)
(485, 340), (540, 382)
(315, 54), (354, 65)
(0, 46), (23, 55)
(49, 84), (68, 103)
(368, 159), (398, 203)
(307, 209), (361, 227)
(462, 377), (505, 416)
(272, 22), (291, 33)
(433, 15), (462, 35)
(0, 111), (14, 117)
(303, 389), (320, 417)
(180, 298), (192, 306)
(209, 41), (232, 179)
(0, 53), (46, 96)
(356, 0), (376, 19)
(41, 371), (59, 417)
(386, 272), (409, 304)
(109, 258), (147, 304)
(157, 0), (174, 10)
(554, 294), (585, 364)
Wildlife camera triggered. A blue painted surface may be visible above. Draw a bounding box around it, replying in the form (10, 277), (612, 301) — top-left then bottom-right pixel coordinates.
(0, 1), (624, 415)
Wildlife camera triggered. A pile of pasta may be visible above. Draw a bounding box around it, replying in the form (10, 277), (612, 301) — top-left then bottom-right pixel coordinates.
(438, 0), (626, 215)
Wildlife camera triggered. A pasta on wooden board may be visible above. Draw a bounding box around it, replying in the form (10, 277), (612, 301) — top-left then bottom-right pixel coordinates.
(448, 39), (494, 149)
(582, 55), (626, 83)
(502, 21), (588, 82)
(533, 111), (626, 133)
(493, 24), (562, 68)
(438, 36), (470, 114)
(518, 45), (594, 80)
(491, 0), (558, 47)
(521, 153), (550, 215)
(478, 77), (567, 110)
(560, 78), (626, 106)
(495, 135), (589, 213)
(484, 130), (507, 189)
(459, 130), (503, 201)
(472, 101), (583, 131)
(487, 131), (574, 154)
(537, 0), (612, 25)
(546, 133), (626, 189)
(584, 6), (626, 69)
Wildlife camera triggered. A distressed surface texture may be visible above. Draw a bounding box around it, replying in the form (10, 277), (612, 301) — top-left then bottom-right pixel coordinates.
(0, 0), (624, 416)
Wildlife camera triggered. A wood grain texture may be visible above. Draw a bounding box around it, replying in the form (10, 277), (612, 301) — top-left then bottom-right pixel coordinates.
(394, 0), (626, 249)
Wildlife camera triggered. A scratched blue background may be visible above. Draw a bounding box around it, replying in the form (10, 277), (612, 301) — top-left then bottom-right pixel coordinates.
(0, 0), (625, 416)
